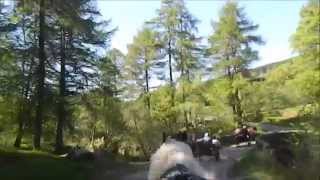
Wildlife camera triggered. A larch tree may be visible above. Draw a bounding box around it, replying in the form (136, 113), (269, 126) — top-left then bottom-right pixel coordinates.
(50, 0), (115, 152)
(291, 0), (319, 66)
(126, 27), (161, 110)
(208, 1), (264, 123)
(147, 0), (184, 109)
(290, 0), (320, 104)
(11, 3), (37, 148)
(174, 0), (201, 127)
(32, 0), (46, 149)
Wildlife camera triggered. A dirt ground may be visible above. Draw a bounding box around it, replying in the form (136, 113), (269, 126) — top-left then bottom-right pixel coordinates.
(92, 145), (252, 180)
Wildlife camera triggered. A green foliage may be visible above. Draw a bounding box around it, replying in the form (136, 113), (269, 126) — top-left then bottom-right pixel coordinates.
(151, 85), (178, 130)
(291, 0), (320, 64)
(71, 91), (125, 150)
(122, 100), (162, 157)
(207, 1), (264, 124)
(208, 1), (263, 75)
(126, 27), (161, 91)
(99, 48), (124, 96)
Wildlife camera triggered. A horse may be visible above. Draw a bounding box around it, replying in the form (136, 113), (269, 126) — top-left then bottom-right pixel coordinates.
(233, 126), (257, 145)
(234, 127), (248, 144)
(148, 138), (215, 180)
(247, 126), (257, 141)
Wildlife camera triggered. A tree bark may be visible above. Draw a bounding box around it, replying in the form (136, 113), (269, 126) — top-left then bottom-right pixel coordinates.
(168, 39), (173, 86)
(55, 27), (66, 152)
(144, 57), (151, 110)
(14, 104), (25, 148)
(234, 88), (243, 123)
(14, 12), (33, 148)
(33, 0), (46, 149)
(168, 39), (176, 108)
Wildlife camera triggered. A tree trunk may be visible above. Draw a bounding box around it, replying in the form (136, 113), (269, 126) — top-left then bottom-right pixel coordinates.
(55, 27), (66, 152)
(15, 59), (34, 147)
(90, 126), (96, 150)
(144, 58), (151, 110)
(182, 80), (188, 128)
(181, 60), (188, 128)
(168, 39), (173, 86)
(14, 12), (33, 148)
(33, 0), (46, 149)
(14, 105), (25, 148)
(230, 88), (243, 124)
(168, 39), (176, 108)
(231, 98), (238, 123)
(234, 88), (243, 123)
(132, 117), (149, 158)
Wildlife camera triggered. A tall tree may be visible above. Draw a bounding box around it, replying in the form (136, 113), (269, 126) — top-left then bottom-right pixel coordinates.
(33, 0), (46, 149)
(126, 27), (161, 110)
(149, 0), (202, 116)
(0, 0), (41, 148)
(208, 1), (264, 123)
(151, 0), (179, 86)
(290, 0), (320, 104)
(291, 0), (320, 66)
(174, 0), (200, 80)
(174, 0), (201, 127)
(99, 48), (124, 97)
(12, 5), (37, 148)
(148, 0), (184, 109)
(49, 0), (114, 152)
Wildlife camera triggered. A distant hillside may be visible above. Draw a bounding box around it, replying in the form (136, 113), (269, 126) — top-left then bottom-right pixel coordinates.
(203, 57), (296, 86)
(250, 57), (296, 77)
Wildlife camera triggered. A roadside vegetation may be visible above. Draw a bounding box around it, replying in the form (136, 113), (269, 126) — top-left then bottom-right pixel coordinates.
(0, 147), (93, 180)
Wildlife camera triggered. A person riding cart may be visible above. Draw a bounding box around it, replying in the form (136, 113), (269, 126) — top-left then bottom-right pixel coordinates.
(195, 132), (220, 161)
(196, 132), (211, 143)
(211, 136), (221, 161)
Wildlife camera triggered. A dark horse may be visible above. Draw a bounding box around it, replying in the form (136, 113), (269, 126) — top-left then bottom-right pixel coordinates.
(233, 126), (257, 145)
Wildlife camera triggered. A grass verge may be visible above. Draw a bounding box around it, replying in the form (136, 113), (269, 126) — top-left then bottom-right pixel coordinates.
(0, 147), (94, 180)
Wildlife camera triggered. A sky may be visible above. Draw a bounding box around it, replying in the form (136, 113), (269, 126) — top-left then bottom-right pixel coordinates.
(97, 0), (307, 68)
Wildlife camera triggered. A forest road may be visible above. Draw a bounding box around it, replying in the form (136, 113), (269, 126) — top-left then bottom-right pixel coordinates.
(92, 145), (252, 180)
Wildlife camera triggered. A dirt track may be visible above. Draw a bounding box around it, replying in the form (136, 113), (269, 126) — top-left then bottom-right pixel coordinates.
(92, 123), (295, 180)
(92, 145), (252, 180)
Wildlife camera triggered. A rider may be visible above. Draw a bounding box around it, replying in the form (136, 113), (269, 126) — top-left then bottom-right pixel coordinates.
(241, 125), (249, 140)
(211, 136), (221, 161)
(196, 132), (211, 143)
(211, 136), (221, 147)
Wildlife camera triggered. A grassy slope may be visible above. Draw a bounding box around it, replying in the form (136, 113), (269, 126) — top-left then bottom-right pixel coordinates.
(0, 147), (93, 180)
(250, 57), (295, 77)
